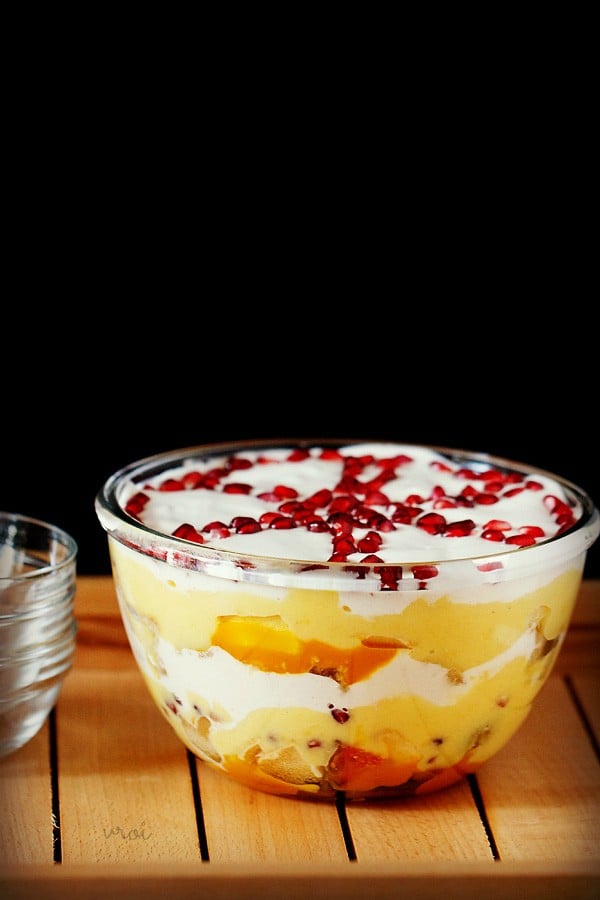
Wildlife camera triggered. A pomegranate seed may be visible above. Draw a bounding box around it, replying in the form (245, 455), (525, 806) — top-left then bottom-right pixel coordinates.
(444, 519), (476, 537)
(433, 498), (457, 509)
(333, 536), (357, 555)
(375, 565), (402, 590)
(416, 512), (447, 534)
(288, 449), (310, 461)
(405, 494), (425, 506)
(329, 495), (358, 514)
(481, 480), (504, 493)
(460, 485), (478, 498)
(525, 480), (543, 491)
(159, 478), (184, 492)
(267, 515), (296, 530)
(519, 525), (545, 537)
(307, 489), (333, 508)
(482, 529), (505, 542)
(474, 492), (499, 505)
(304, 516), (330, 532)
(392, 504), (422, 523)
(125, 491), (149, 518)
(223, 483), (253, 494)
(257, 491), (281, 502)
(429, 460), (453, 473)
(172, 523), (205, 544)
(335, 476), (361, 493)
(357, 531), (382, 553)
(505, 534), (536, 546)
(363, 490), (390, 506)
(484, 519), (512, 531)
(504, 487), (524, 497)
(277, 500), (303, 514)
(202, 521), (230, 539)
(328, 512), (355, 534)
(273, 484), (299, 499)
(329, 551), (348, 562)
(227, 456), (253, 470)
(182, 471), (205, 489)
(361, 554), (383, 563)
(319, 448), (343, 460)
(259, 512), (281, 526)
(230, 516), (261, 534)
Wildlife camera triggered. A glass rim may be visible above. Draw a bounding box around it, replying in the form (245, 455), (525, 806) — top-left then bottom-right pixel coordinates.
(0, 511), (78, 582)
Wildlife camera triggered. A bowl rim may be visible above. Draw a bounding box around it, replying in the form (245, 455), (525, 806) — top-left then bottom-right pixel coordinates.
(94, 439), (600, 589)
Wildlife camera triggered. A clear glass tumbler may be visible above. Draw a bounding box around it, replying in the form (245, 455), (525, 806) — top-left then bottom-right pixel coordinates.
(0, 511), (77, 757)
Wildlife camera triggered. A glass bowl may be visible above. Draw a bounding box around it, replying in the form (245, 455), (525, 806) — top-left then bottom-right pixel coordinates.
(95, 440), (599, 800)
(0, 511), (78, 757)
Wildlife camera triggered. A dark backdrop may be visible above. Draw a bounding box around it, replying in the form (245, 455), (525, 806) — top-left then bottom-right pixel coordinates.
(3, 333), (599, 580)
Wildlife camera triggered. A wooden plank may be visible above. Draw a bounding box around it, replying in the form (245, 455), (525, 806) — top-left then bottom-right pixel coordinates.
(477, 676), (600, 861)
(196, 760), (349, 862)
(345, 779), (493, 862)
(0, 720), (53, 864)
(56, 667), (203, 863)
(1, 860), (599, 900)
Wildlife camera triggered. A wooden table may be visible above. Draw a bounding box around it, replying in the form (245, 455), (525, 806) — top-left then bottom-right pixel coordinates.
(1, 576), (599, 899)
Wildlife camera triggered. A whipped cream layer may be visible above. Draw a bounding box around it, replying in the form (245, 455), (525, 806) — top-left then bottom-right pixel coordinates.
(120, 442), (582, 566)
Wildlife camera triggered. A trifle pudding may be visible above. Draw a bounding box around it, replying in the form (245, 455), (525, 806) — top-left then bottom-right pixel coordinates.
(95, 441), (599, 800)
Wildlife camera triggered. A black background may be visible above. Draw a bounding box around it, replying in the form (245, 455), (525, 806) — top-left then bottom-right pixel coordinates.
(3, 323), (599, 580)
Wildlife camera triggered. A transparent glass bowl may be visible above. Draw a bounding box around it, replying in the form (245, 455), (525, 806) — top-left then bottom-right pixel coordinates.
(0, 512), (77, 757)
(95, 440), (599, 800)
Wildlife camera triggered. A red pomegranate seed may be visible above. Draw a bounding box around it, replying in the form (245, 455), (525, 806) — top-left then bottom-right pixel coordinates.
(505, 534), (537, 546)
(182, 471), (205, 489)
(230, 516), (261, 534)
(433, 498), (457, 509)
(405, 494), (425, 506)
(202, 521), (231, 539)
(329, 496), (358, 514)
(319, 448), (343, 460)
(333, 536), (357, 555)
(304, 516), (330, 532)
(172, 523), (205, 544)
(357, 531), (382, 553)
(335, 476), (361, 494)
(227, 456), (253, 470)
(460, 485), (478, 498)
(504, 487), (524, 498)
(429, 460), (453, 473)
(328, 512), (355, 535)
(474, 492), (499, 505)
(268, 515), (297, 530)
(259, 512), (281, 526)
(482, 529), (505, 542)
(288, 449), (310, 461)
(307, 489), (333, 508)
(159, 478), (184, 492)
(519, 525), (545, 537)
(481, 480), (504, 493)
(416, 512), (447, 534)
(525, 480), (543, 491)
(273, 484), (299, 499)
(484, 519), (512, 531)
(363, 490), (390, 506)
(391, 504), (423, 523)
(444, 519), (476, 537)
(361, 554), (383, 563)
(125, 492), (149, 518)
(329, 551), (348, 562)
(223, 483), (253, 494)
